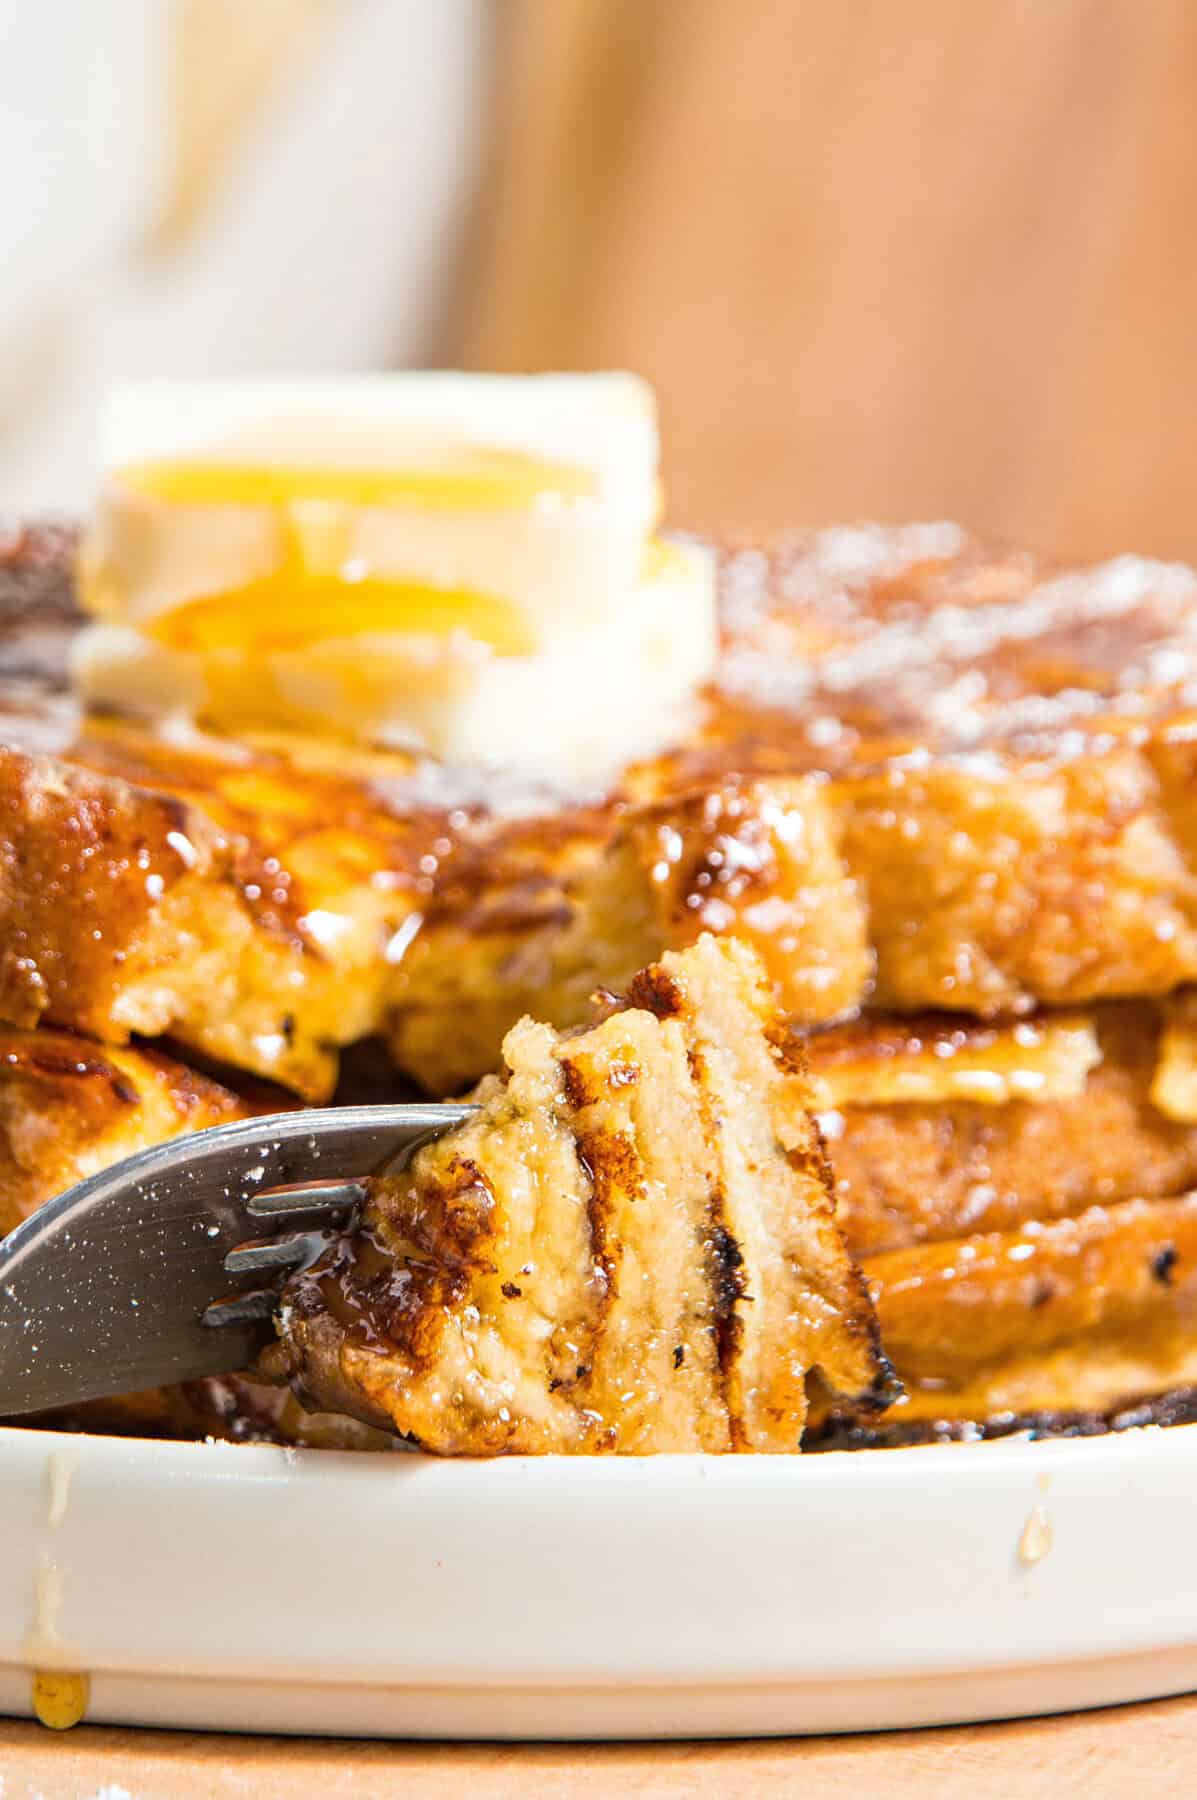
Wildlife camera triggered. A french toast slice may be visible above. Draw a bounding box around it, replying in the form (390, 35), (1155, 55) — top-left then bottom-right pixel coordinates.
(266, 936), (893, 1453)
(0, 1024), (265, 1237)
(8, 525), (1197, 1096)
(831, 1194), (1197, 1435)
(806, 1002), (1197, 1435)
(807, 1001), (1197, 1256)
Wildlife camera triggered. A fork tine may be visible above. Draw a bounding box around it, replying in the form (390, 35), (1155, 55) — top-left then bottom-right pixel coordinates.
(202, 1291), (280, 1328)
(223, 1239), (322, 1275)
(245, 1180), (366, 1219)
(0, 1101), (475, 1416)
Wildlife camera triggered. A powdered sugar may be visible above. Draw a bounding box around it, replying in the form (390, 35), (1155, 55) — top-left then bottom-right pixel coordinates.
(714, 526), (1197, 762)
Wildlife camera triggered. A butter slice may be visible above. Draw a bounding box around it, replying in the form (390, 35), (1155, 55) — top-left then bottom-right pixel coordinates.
(81, 374), (660, 648)
(71, 538), (717, 787)
(75, 374), (718, 784)
(808, 1014), (1101, 1109)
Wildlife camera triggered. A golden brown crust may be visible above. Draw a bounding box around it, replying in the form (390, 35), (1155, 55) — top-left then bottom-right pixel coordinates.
(0, 1023), (267, 1236)
(0, 736), (412, 1098)
(845, 1195), (1197, 1428)
(835, 746), (1197, 1017)
(812, 1001), (1197, 1256)
(9, 527), (1197, 1096)
(272, 936), (887, 1453)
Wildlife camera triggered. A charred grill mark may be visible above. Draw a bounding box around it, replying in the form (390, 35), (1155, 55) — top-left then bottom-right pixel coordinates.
(707, 1217), (748, 1360)
(795, 1085), (899, 1409)
(707, 1221), (746, 1320)
(764, 1017), (811, 1077)
(7, 1045), (142, 1106)
(559, 1046), (633, 1416)
(360, 1152), (493, 1267)
(845, 1344), (903, 1413)
(573, 1130), (624, 1317)
(704, 1209), (749, 1451)
(625, 965), (684, 1019)
(559, 1055), (596, 1111)
(813, 1242), (902, 1413)
(802, 1108), (843, 1216)
(683, 1034), (750, 1448)
(402, 1154), (498, 1266)
(808, 1385), (1197, 1451)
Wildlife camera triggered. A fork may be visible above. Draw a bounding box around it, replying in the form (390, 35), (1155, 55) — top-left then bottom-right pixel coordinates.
(0, 1104), (471, 1418)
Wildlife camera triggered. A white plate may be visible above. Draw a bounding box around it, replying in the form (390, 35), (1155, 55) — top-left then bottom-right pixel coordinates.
(2, 1421), (1195, 1739)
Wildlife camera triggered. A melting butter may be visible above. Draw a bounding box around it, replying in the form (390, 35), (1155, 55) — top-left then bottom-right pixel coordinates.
(74, 374), (717, 779)
(117, 450), (597, 512)
(147, 572), (533, 657)
(25, 1461), (89, 1728)
(32, 1668), (90, 1731)
(87, 457), (553, 656)
(47, 1444), (79, 1529)
(809, 1015), (1100, 1109)
(1018, 1504), (1053, 1567)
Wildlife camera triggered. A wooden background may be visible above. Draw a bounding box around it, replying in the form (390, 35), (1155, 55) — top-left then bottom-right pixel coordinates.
(456, 0), (1197, 564)
(3, 1692), (1197, 1797)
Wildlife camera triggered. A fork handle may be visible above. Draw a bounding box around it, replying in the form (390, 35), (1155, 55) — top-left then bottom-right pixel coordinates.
(0, 1104), (472, 1416)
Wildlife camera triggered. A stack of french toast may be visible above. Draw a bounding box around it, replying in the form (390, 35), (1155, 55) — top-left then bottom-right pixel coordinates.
(3, 512), (1197, 1451)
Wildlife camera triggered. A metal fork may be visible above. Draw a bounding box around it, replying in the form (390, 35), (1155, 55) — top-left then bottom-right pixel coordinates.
(0, 1104), (471, 1418)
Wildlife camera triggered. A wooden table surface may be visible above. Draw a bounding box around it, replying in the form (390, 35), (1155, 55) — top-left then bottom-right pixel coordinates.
(2, 1693), (1195, 1798)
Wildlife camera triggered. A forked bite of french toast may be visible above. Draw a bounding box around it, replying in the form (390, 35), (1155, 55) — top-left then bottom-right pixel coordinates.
(262, 935), (895, 1453)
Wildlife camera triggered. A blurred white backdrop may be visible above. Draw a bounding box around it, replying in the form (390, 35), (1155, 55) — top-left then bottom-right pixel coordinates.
(0, 0), (488, 510)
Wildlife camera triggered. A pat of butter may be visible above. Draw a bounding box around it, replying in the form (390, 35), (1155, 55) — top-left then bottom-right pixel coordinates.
(807, 1015), (1100, 1109)
(74, 374), (718, 783)
(80, 373), (660, 651)
(73, 538), (717, 786)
